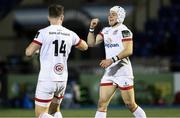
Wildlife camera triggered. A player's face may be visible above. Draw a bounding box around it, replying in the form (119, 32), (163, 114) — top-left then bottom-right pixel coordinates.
(108, 11), (118, 26)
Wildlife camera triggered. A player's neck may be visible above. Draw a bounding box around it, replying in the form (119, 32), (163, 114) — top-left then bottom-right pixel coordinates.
(111, 22), (120, 28)
(49, 18), (62, 25)
(50, 22), (62, 26)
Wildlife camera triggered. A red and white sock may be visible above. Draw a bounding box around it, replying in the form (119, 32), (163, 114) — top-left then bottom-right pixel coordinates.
(95, 111), (106, 118)
(133, 106), (146, 118)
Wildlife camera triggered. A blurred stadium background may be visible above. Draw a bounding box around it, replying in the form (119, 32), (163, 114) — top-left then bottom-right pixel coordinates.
(0, 0), (180, 117)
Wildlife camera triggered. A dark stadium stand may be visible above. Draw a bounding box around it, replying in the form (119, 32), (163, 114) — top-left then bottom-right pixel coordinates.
(0, 0), (22, 20)
(133, 0), (180, 71)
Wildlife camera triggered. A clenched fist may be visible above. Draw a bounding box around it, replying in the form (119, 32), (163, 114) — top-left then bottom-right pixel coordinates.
(90, 18), (99, 29)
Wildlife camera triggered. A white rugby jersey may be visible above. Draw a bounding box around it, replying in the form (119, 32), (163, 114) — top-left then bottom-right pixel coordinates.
(33, 25), (81, 81)
(100, 24), (134, 78)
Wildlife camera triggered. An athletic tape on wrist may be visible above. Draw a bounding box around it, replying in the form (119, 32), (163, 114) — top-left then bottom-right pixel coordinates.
(112, 56), (120, 63)
(89, 28), (95, 33)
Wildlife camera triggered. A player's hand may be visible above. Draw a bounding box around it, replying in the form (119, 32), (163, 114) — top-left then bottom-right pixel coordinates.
(99, 59), (113, 68)
(90, 18), (99, 29)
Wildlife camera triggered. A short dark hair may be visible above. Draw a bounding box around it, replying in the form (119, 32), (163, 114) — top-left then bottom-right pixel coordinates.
(48, 4), (64, 18)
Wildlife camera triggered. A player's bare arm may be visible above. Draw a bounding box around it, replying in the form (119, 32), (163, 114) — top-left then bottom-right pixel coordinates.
(75, 39), (88, 51)
(25, 42), (41, 57)
(87, 18), (103, 47)
(116, 39), (133, 60)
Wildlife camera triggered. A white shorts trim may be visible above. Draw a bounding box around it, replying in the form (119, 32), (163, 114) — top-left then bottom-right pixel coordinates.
(101, 76), (134, 89)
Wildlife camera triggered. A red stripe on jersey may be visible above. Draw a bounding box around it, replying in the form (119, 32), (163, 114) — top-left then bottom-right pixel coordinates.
(33, 40), (42, 45)
(54, 95), (64, 99)
(75, 39), (82, 46)
(119, 86), (133, 90)
(100, 83), (113, 86)
(122, 38), (132, 42)
(98, 32), (104, 39)
(34, 98), (52, 103)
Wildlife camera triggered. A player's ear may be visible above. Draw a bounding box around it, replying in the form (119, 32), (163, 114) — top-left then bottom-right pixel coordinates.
(60, 15), (64, 21)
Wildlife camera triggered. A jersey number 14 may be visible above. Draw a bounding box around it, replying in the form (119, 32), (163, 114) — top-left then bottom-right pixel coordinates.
(53, 40), (66, 57)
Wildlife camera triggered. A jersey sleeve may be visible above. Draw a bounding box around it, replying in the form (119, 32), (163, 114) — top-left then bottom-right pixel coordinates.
(98, 27), (106, 39)
(121, 29), (133, 42)
(72, 32), (81, 46)
(32, 30), (43, 45)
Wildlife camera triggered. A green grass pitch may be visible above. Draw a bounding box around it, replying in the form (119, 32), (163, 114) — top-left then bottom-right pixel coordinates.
(0, 108), (180, 117)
